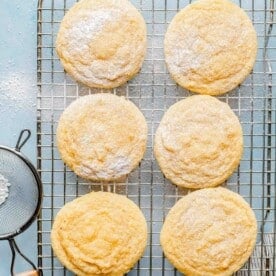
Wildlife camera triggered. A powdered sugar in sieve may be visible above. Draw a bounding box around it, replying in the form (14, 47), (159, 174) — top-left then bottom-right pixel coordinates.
(0, 173), (11, 206)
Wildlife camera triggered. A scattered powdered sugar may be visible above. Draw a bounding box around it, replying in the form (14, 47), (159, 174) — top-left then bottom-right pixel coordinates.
(0, 72), (36, 115)
(0, 174), (11, 206)
(65, 9), (120, 55)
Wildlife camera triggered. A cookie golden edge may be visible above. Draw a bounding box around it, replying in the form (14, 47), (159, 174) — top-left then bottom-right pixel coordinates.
(56, 93), (148, 182)
(154, 95), (243, 189)
(164, 0), (258, 95)
(51, 192), (148, 276)
(56, 0), (147, 89)
(160, 187), (258, 276)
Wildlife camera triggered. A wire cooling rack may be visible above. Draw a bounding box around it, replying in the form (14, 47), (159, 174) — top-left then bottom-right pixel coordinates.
(37, 0), (276, 275)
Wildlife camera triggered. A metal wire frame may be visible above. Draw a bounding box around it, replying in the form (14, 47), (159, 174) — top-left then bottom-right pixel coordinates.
(37, 0), (276, 275)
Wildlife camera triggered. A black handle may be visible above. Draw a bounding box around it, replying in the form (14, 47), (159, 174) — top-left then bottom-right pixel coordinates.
(15, 130), (31, 152)
(8, 239), (41, 276)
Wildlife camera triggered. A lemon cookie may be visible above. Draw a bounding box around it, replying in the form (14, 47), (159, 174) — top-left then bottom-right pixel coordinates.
(165, 0), (257, 95)
(56, 0), (147, 89)
(154, 95), (243, 189)
(51, 192), (147, 276)
(161, 187), (257, 276)
(57, 94), (147, 181)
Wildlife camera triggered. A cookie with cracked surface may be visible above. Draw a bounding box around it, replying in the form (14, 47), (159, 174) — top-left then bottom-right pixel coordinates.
(56, 0), (147, 89)
(161, 187), (257, 276)
(51, 191), (147, 276)
(57, 94), (147, 181)
(164, 0), (257, 95)
(154, 95), (243, 189)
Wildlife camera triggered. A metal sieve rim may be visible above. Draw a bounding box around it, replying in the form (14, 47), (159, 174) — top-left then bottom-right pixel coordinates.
(0, 145), (43, 240)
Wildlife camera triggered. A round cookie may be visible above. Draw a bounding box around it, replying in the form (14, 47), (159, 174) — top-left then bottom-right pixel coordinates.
(56, 0), (147, 89)
(51, 192), (147, 276)
(154, 95), (243, 189)
(161, 187), (257, 276)
(57, 94), (148, 181)
(164, 0), (257, 95)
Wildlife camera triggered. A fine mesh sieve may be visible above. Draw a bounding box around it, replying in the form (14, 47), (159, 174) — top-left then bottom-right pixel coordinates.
(0, 129), (43, 276)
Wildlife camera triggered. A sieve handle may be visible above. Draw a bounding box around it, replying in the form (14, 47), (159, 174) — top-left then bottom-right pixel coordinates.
(8, 239), (42, 276)
(15, 129), (31, 152)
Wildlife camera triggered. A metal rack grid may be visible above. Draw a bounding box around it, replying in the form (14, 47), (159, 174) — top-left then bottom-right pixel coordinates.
(37, 0), (276, 275)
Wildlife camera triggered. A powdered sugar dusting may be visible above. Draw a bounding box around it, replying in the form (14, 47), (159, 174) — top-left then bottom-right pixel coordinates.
(77, 156), (131, 181)
(106, 156), (131, 176)
(165, 28), (207, 75)
(65, 9), (120, 55)
(0, 174), (11, 206)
